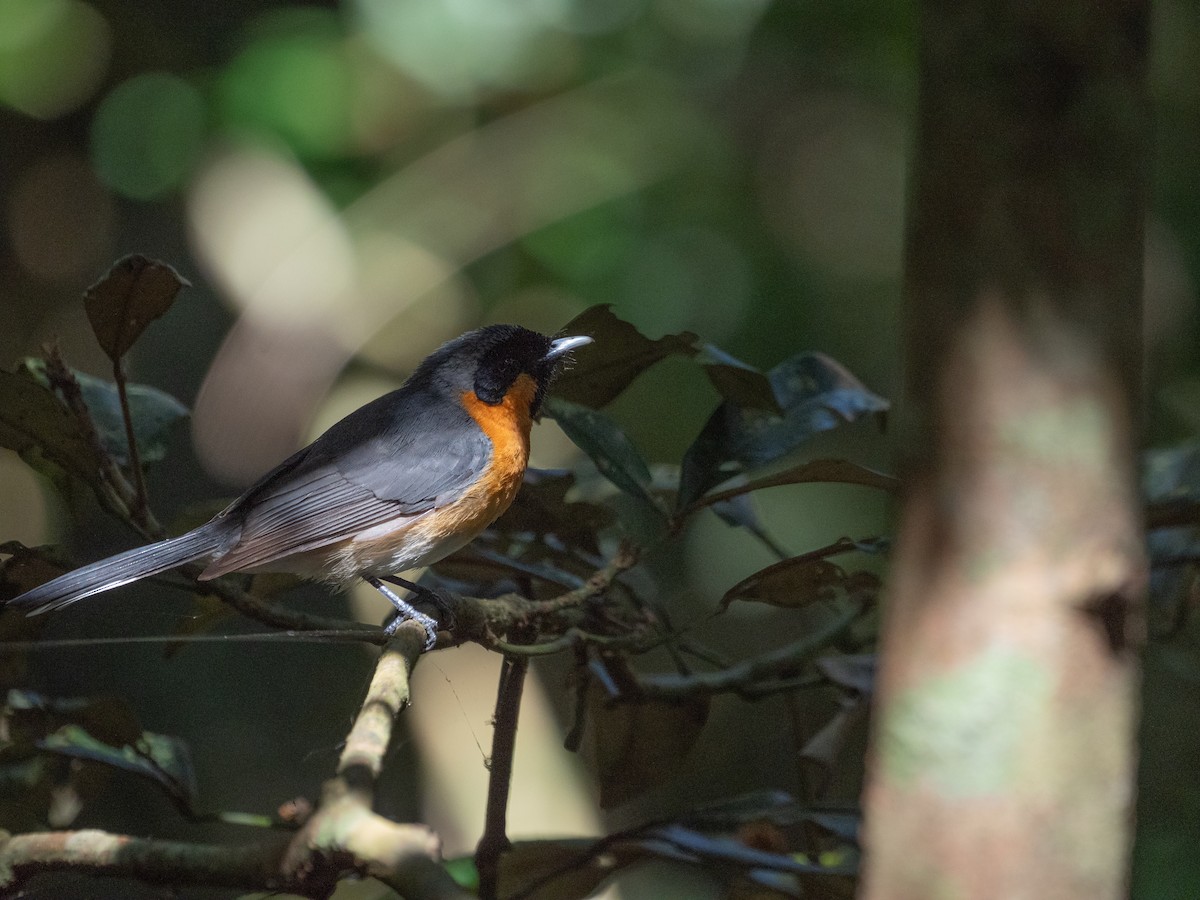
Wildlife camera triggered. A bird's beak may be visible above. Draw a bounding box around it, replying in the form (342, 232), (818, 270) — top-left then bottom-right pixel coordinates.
(545, 334), (593, 360)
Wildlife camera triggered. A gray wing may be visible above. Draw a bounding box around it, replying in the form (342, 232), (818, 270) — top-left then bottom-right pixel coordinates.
(203, 388), (490, 576)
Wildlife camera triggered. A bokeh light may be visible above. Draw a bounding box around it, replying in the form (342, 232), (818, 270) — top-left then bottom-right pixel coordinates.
(0, 0), (109, 118)
(352, 0), (575, 102)
(91, 72), (207, 200)
(217, 8), (353, 159)
(7, 153), (115, 283)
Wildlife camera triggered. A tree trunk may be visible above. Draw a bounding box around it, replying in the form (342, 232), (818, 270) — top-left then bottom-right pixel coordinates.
(860, 2), (1150, 898)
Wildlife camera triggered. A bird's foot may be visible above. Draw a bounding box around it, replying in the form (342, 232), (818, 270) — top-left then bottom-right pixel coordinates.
(365, 575), (441, 650)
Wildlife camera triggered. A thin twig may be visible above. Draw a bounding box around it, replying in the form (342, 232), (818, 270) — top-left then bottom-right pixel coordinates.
(630, 599), (865, 702)
(476, 643), (531, 900)
(112, 357), (150, 528)
(42, 345), (152, 530)
(180, 564), (386, 640)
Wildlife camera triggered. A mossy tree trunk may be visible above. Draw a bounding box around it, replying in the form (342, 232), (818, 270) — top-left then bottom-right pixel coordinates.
(861, 1), (1150, 898)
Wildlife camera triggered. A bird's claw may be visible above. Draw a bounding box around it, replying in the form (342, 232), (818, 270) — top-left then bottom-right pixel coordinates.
(384, 609), (440, 650)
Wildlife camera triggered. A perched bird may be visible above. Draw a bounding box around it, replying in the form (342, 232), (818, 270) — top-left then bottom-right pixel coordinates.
(7, 325), (592, 649)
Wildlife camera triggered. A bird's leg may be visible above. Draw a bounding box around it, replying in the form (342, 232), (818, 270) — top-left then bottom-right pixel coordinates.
(364, 575), (439, 650)
(382, 575), (457, 629)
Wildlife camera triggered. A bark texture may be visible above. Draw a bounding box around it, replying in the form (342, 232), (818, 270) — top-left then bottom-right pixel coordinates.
(861, 1), (1150, 898)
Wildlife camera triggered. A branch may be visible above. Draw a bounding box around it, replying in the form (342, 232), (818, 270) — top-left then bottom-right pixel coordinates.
(0, 830), (297, 892)
(280, 625), (469, 896)
(183, 565), (387, 640)
(0, 626), (471, 899)
(448, 542), (643, 650)
(628, 598), (865, 701)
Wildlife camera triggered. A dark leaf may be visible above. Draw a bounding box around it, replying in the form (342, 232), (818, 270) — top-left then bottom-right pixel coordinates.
(586, 679), (709, 808)
(799, 697), (869, 794)
(691, 459), (900, 513)
(0, 757), (55, 834)
(697, 345), (782, 414)
(679, 352), (889, 509)
(545, 397), (664, 515)
(807, 813), (861, 845)
(0, 368), (106, 486)
(38, 724), (198, 812)
(709, 495), (791, 560)
(22, 359), (188, 466)
(6, 691), (142, 750)
(491, 469), (613, 547)
(498, 839), (625, 900)
(1144, 441), (1200, 502)
(680, 790), (802, 829)
(0, 542), (71, 605)
(816, 654), (877, 695)
(680, 790), (860, 844)
(552, 305), (697, 408)
(432, 547), (583, 596)
(641, 824), (839, 875)
(84, 255), (188, 362)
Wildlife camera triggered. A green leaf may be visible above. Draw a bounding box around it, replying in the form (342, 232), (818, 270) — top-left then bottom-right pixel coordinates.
(443, 856), (480, 892)
(551, 305), (697, 408)
(84, 254), (188, 361)
(544, 397), (664, 514)
(679, 352), (889, 509)
(22, 358), (188, 466)
(0, 368), (106, 486)
(586, 677), (710, 808)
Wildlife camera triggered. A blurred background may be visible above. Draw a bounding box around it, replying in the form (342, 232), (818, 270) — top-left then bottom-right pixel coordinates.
(1, 0), (1199, 897)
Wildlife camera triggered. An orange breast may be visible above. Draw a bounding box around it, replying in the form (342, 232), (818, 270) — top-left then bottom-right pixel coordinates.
(441, 373), (536, 532)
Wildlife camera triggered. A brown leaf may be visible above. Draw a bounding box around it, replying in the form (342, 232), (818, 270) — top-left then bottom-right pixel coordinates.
(587, 680), (709, 808)
(722, 558), (846, 610)
(721, 539), (882, 610)
(0, 541), (71, 602)
(84, 255), (188, 361)
(552, 305), (697, 408)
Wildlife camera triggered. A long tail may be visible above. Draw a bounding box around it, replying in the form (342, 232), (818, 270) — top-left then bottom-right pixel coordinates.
(7, 524), (226, 615)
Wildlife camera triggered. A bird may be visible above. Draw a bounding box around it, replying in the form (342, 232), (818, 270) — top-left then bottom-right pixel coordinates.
(6, 325), (593, 650)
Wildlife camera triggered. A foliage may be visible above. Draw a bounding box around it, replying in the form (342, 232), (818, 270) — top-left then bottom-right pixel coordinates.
(0, 263), (894, 897)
